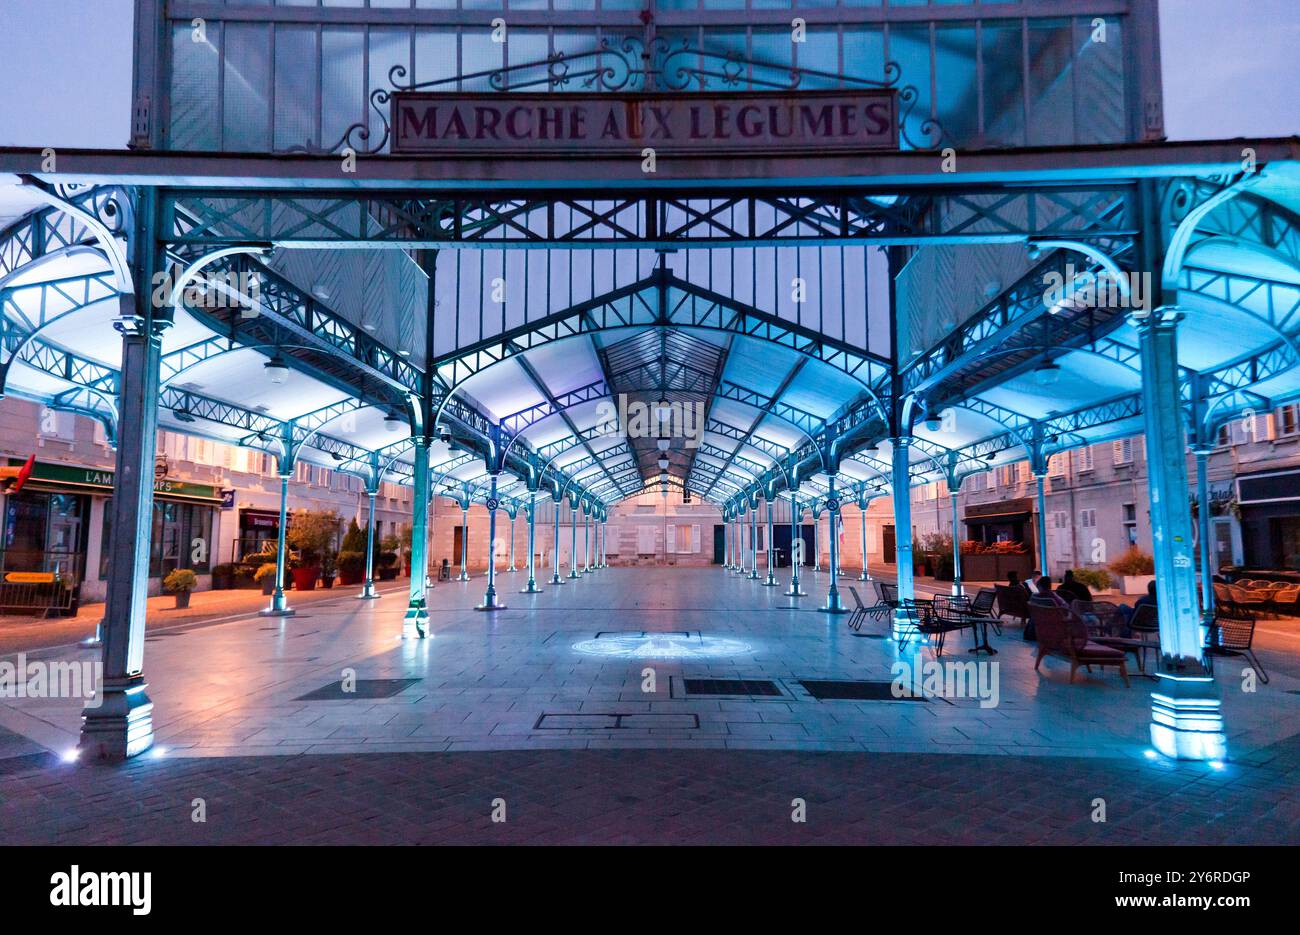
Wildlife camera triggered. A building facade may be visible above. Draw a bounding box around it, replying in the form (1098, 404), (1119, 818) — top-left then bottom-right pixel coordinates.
(907, 403), (1300, 582)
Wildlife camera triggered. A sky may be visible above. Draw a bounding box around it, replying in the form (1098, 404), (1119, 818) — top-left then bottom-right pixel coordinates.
(0, 0), (1296, 148)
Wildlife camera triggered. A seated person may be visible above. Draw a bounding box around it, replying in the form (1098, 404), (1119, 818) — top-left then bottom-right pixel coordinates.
(1118, 580), (1157, 625)
(1007, 571), (1030, 596)
(1028, 575), (1070, 609)
(1057, 569), (1093, 605)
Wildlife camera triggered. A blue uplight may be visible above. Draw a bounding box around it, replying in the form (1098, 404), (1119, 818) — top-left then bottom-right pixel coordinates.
(572, 633), (752, 659)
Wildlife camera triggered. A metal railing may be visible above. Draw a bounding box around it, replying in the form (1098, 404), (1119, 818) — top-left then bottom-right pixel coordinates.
(0, 549), (83, 617)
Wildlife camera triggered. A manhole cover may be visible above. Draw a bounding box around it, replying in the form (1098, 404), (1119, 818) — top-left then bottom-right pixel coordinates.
(295, 678), (421, 700)
(534, 712), (700, 730)
(798, 680), (925, 701)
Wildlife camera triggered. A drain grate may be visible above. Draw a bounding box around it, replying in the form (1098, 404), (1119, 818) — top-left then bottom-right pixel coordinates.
(798, 680), (925, 701)
(534, 712), (700, 730)
(681, 678), (781, 697)
(295, 678), (421, 701)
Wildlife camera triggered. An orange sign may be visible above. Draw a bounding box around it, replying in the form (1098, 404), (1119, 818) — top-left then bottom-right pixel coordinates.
(4, 571), (56, 584)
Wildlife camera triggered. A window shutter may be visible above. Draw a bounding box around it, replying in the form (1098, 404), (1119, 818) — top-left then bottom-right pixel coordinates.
(666, 525), (676, 553)
(692, 524), (701, 553)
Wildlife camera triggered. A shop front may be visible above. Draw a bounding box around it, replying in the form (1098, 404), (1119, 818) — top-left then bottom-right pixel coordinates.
(1236, 468), (1300, 572)
(961, 498), (1037, 581)
(236, 509), (281, 561)
(2, 459), (223, 606)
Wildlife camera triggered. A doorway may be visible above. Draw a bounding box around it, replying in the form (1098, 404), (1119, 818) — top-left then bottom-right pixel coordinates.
(453, 525), (469, 568)
(883, 524), (896, 564)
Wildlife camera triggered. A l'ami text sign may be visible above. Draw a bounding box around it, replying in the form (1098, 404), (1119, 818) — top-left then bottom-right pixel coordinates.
(391, 91), (898, 155)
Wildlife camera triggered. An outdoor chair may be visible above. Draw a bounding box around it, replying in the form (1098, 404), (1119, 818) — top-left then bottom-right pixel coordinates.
(1205, 611), (1269, 684)
(930, 596), (979, 656)
(963, 588), (1001, 632)
(1071, 600), (1126, 637)
(1029, 603), (1130, 686)
(994, 584), (1031, 628)
(894, 598), (951, 656)
(1271, 585), (1300, 617)
(877, 580), (899, 610)
(1115, 603), (1163, 674)
(846, 585), (890, 631)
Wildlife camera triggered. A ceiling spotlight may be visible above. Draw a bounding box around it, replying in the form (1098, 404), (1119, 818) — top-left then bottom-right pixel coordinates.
(657, 457), (670, 470)
(656, 439), (670, 452)
(383, 411), (404, 432)
(984, 451), (998, 462)
(329, 451), (344, 462)
(172, 408), (196, 423)
(264, 354), (289, 385)
(1033, 360), (1061, 387)
(923, 415), (942, 432)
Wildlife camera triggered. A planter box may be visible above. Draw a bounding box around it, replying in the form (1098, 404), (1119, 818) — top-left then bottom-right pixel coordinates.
(1119, 574), (1156, 596)
(291, 566), (319, 592)
(377, 566), (400, 581)
(338, 568), (363, 586)
(961, 552), (1034, 583)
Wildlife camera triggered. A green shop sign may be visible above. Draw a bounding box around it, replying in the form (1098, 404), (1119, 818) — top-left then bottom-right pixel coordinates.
(9, 459), (220, 502)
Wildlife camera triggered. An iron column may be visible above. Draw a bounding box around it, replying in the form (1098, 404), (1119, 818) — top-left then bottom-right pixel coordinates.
(358, 484), (379, 600)
(762, 500), (778, 586)
(521, 493), (542, 593)
(476, 475), (505, 610)
(821, 476), (846, 613)
(402, 439), (431, 637)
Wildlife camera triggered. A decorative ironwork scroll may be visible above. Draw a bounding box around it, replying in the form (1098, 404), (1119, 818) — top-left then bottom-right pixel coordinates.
(289, 37), (943, 156)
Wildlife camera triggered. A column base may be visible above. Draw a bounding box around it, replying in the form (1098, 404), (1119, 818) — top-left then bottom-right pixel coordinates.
(820, 595), (848, 614)
(951, 583), (965, 596)
(357, 582), (381, 600)
(506, 566), (518, 573)
(891, 607), (919, 642)
(785, 585), (807, 597)
(567, 571), (582, 579)
(456, 573), (471, 582)
(402, 602), (430, 639)
(1150, 671), (1227, 761)
(857, 573), (871, 582)
(475, 601), (508, 611)
(80, 676), (154, 761)
(746, 571), (758, 580)
(520, 582), (543, 593)
(259, 607), (296, 618)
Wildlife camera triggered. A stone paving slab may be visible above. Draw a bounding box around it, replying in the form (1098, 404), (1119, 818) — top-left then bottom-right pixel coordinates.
(2, 733), (1297, 844)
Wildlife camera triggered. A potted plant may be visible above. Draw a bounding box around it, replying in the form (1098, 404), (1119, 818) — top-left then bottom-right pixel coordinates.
(399, 523), (413, 576)
(163, 568), (198, 609)
(1109, 546), (1156, 595)
(211, 562), (236, 590)
(255, 563), (279, 595)
(337, 550), (366, 586)
(320, 550), (337, 589)
(377, 534), (401, 581)
(286, 509), (341, 592)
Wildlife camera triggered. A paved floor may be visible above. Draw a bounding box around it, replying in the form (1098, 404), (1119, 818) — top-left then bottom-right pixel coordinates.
(1, 566), (1297, 844)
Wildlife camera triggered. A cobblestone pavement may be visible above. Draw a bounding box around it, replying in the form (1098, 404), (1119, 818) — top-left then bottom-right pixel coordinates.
(2, 730), (1296, 844)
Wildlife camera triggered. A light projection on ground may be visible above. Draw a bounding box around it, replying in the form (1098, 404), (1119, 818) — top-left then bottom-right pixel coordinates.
(571, 632), (753, 659)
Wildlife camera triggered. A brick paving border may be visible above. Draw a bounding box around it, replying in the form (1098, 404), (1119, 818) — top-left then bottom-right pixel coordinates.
(3, 731), (1297, 845)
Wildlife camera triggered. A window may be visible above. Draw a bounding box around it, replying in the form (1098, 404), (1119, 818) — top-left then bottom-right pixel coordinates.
(1048, 454), (1066, 477)
(1276, 404), (1299, 438)
(1079, 509), (1097, 529)
(1017, 462), (1031, 483)
(1122, 502), (1138, 546)
(1112, 438), (1133, 465)
(1052, 510), (1068, 529)
(1076, 447), (1095, 472)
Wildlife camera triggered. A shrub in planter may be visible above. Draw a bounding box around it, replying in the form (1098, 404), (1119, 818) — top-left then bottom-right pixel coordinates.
(1071, 567), (1113, 592)
(287, 508), (341, 591)
(337, 550), (366, 586)
(163, 568), (198, 609)
(377, 551), (400, 580)
(255, 563), (280, 595)
(320, 551), (337, 589)
(211, 563), (237, 590)
(1109, 546), (1156, 594)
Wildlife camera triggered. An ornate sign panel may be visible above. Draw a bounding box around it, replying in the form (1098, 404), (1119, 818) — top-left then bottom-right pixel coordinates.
(392, 91), (898, 156)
